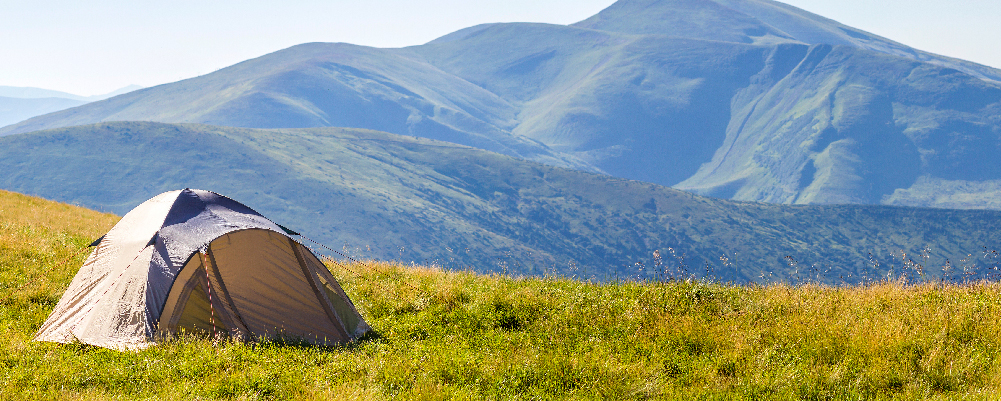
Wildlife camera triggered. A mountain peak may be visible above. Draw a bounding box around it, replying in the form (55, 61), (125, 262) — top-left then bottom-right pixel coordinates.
(572, 0), (794, 44)
(90, 84), (144, 101)
(572, 0), (1001, 82)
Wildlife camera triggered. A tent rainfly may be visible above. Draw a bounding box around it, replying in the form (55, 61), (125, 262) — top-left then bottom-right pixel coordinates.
(35, 189), (370, 351)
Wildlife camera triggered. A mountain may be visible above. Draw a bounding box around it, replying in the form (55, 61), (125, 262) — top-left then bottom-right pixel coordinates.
(86, 85), (145, 101)
(0, 48), (588, 172)
(0, 85), (144, 102)
(3, 0), (1001, 209)
(414, 8), (1001, 207)
(1, 121), (999, 283)
(575, 0), (1001, 82)
(0, 96), (87, 127)
(0, 86), (91, 101)
(0, 85), (143, 128)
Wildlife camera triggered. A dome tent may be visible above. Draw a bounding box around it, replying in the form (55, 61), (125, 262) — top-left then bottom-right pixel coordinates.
(35, 189), (370, 351)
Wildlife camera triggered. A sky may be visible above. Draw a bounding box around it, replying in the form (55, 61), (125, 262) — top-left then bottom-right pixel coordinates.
(2, 0), (999, 97)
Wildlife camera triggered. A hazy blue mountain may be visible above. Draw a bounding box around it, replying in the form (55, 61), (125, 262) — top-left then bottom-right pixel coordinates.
(413, 21), (1001, 207)
(675, 45), (1001, 207)
(3, 0), (1000, 209)
(0, 96), (87, 127)
(2, 122), (1000, 283)
(87, 84), (144, 101)
(574, 0), (1001, 84)
(0, 85), (143, 127)
(0, 46), (588, 171)
(0, 85), (143, 101)
(573, 0), (796, 44)
(0, 86), (91, 101)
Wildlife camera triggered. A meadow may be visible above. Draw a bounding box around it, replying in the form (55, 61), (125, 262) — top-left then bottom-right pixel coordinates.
(3, 189), (1001, 399)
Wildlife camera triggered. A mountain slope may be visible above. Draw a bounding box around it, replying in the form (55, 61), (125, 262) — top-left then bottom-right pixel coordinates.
(674, 44), (1001, 205)
(0, 85), (144, 101)
(2, 122), (1000, 283)
(0, 96), (87, 127)
(413, 22), (1001, 206)
(575, 0), (1001, 83)
(0, 86), (91, 101)
(572, 0), (795, 44)
(0, 44), (587, 172)
(0, 85), (144, 128)
(413, 23), (773, 187)
(3, 0), (1001, 209)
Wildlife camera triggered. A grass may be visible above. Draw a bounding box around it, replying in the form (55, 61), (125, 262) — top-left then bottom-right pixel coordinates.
(4, 190), (1001, 399)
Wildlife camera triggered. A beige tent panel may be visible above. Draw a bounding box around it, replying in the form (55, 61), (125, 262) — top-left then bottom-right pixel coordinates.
(211, 229), (346, 342)
(157, 229), (361, 344)
(173, 275), (223, 334)
(158, 254), (237, 337)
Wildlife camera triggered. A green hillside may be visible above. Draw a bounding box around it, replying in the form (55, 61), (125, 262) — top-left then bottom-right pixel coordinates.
(1, 122), (1000, 283)
(4, 190), (1001, 399)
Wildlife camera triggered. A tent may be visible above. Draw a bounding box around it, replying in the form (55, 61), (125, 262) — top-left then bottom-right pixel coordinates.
(35, 188), (370, 351)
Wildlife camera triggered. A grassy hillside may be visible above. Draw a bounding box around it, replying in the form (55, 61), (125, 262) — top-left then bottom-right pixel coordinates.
(4, 190), (1001, 399)
(3, 122), (1001, 283)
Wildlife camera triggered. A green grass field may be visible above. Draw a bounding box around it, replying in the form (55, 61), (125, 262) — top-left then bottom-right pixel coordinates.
(3, 189), (1001, 399)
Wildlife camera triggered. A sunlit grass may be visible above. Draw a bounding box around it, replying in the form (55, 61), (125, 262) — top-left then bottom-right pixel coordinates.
(4, 190), (1001, 399)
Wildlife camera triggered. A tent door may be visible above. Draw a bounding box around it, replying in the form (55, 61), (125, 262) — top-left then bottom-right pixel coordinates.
(158, 252), (246, 339)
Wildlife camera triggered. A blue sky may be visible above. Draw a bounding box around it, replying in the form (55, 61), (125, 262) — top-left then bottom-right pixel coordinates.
(2, 0), (998, 96)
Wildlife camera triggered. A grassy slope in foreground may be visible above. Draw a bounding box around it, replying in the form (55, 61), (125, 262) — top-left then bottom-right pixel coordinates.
(4, 191), (1001, 399)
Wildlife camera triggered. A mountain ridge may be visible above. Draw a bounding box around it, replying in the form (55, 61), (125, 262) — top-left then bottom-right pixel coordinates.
(0, 96), (87, 128)
(0, 84), (143, 102)
(2, 121), (1000, 283)
(0, 85), (143, 131)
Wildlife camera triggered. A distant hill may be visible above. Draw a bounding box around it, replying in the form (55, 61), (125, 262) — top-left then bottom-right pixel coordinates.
(2, 121), (999, 283)
(0, 48), (588, 172)
(0, 96), (87, 127)
(3, 0), (1001, 209)
(414, 14), (1001, 208)
(0, 86), (92, 101)
(0, 85), (143, 128)
(84, 85), (145, 101)
(0, 85), (143, 102)
(574, 0), (1001, 83)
